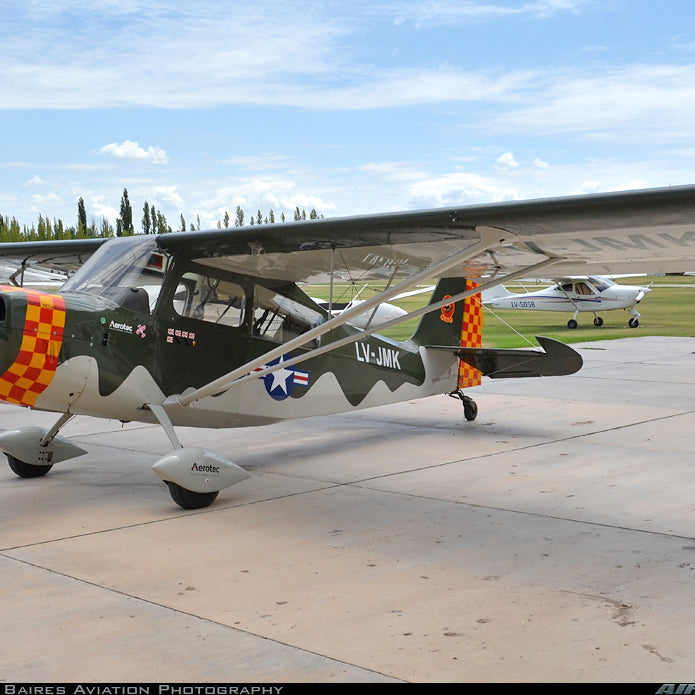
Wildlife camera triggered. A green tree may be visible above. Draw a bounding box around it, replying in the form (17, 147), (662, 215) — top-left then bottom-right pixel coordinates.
(78, 198), (87, 237)
(234, 206), (244, 227)
(119, 188), (134, 236)
(223, 210), (230, 228)
(142, 201), (152, 235)
(180, 213), (186, 232)
(100, 218), (114, 237)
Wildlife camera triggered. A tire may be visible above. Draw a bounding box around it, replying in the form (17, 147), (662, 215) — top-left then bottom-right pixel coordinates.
(567, 319), (578, 329)
(593, 316), (603, 327)
(629, 318), (639, 328)
(463, 400), (478, 422)
(7, 454), (53, 478)
(166, 481), (219, 509)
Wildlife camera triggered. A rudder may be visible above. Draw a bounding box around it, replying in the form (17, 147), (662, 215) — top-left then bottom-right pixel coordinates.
(411, 278), (484, 388)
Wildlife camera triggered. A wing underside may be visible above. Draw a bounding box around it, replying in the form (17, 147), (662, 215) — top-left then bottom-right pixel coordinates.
(154, 185), (695, 283)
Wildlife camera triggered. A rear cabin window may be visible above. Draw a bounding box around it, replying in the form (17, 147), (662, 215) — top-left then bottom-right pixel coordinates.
(252, 285), (324, 343)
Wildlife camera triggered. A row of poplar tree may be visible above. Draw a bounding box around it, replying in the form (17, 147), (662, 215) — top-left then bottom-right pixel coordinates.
(0, 188), (323, 242)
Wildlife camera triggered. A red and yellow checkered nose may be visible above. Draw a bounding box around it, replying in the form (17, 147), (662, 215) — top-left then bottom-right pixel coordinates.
(0, 287), (66, 406)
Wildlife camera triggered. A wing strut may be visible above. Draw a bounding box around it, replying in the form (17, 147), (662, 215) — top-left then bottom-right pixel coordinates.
(164, 247), (562, 410)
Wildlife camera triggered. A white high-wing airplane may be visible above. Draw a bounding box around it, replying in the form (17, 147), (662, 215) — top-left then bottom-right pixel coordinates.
(481, 275), (652, 328)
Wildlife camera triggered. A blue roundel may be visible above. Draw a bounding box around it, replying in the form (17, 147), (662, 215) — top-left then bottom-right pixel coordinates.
(256, 354), (310, 401)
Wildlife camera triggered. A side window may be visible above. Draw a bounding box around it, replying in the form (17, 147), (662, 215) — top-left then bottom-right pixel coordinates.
(253, 285), (324, 343)
(173, 272), (246, 328)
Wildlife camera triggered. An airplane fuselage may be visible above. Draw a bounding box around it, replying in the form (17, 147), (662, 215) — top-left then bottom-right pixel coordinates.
(0, 236), (462, 429)
(485, 284), (645, 312)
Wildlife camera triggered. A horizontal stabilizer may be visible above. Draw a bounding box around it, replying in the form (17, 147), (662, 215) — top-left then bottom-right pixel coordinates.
(429, 336), (583, 378)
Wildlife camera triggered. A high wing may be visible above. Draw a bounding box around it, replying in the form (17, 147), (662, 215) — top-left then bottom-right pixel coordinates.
(0, 238), (108, 282)
(2, 185), (695, 283)
(152, 184), (695, 283)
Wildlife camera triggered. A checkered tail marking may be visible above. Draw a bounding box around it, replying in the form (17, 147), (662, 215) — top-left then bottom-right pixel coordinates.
(457, 280), (482, 388)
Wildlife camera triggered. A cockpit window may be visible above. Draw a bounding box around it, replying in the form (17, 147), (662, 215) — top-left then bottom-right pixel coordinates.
(173, 272), (246, 327)
(574, 282), (594, 295)
(61, 236), (167, 314)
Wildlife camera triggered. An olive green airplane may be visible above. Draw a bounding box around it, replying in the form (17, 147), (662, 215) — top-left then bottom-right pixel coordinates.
(1, 185), (694, 509)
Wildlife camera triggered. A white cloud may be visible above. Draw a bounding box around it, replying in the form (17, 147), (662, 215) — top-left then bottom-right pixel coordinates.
(489, 64), (695, 145)
(91, 199), (119, 223)
(533, 158), (549, 168)
(26, 175), (45, 185)
(496, 152), (519, 169)
(393, 0), (588, 27)
(407, 172), (509, 207)
(359, 161), (425, 182)
(152, 186), (183, 207)
(98, 140), (168, 165)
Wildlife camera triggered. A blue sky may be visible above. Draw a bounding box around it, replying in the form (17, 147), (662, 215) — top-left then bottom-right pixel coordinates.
(3, 0), (695, 231)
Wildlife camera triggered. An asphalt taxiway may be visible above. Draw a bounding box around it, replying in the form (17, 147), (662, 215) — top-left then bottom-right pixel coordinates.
(1, 336), (695, 683)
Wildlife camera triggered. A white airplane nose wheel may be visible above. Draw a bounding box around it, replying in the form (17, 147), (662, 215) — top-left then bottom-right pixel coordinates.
(593, 316), (603, 327)
(166, 481), (219, 509)
(628, 317), (639, 328)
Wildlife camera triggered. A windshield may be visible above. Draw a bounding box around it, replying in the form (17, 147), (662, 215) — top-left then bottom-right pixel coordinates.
(588, 276), (615, 292)
(62, 236), (168, 314)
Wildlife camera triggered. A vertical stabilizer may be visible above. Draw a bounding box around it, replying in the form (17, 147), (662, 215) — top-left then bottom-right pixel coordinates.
(410, 277), (484, 388)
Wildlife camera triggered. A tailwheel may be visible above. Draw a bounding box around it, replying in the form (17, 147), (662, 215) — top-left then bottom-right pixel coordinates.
(450, 390), (478, 421)
(166, 481), (219, 510)
(7, 454), (53, 478)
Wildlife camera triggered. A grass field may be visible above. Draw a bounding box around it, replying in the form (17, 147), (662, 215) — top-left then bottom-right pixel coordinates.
(309, 276), (695, 348)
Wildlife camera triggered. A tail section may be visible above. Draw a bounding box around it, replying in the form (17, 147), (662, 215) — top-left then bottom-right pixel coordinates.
(410, 277), (483, 387)
(480, 284), (511, 302)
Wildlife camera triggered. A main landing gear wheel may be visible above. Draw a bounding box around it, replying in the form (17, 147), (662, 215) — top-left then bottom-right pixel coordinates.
(450, 390), (478, 421)
(567, 319), (578, 329)
(593, 316), (604, 327)
(166, 481), (219, 510)
(6, 454), (53, 478)
(629, 317), (639, 328)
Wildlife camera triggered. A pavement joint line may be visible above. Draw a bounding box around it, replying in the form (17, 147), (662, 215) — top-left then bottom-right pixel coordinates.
(0, 552), (401, 683)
